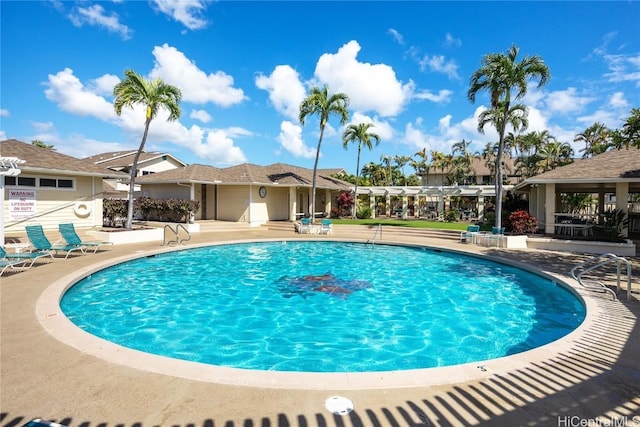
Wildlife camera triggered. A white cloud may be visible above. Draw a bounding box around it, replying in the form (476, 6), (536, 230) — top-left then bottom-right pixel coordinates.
(444, 33), (461, 48)
(151, 0), (209, 30)
(388, 28), (404, 45)
(608, 92), (629, 109)
(149, 44), (246, 107)
(413, 89), (453, 103)
(68, 4), (132, 40)
(544, 87), (594, 113)
(91, 74), (121, 96)
(44, 68), (116, 120)
(255, 65), (306, 121)
(314, 40), (413, 117)
(277, 121), (316, 158)
(0, 109), (9, 117)
(418, 55), (459, 79)
(348, 112), (394, 141)
(0, 130), (6, 140)
(190, 109), (212, 123)
(604, 53), (640, 86)
(196, 130), (246, 164)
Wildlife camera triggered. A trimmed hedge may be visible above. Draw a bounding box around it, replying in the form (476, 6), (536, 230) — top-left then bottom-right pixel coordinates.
(103, 197), (200, 227)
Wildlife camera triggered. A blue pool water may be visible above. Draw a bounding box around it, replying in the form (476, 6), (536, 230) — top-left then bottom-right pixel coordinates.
(60, 241), (585, 372)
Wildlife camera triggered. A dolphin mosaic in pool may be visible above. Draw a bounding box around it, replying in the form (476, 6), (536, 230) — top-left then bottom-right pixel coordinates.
(277, 273), (372, 298)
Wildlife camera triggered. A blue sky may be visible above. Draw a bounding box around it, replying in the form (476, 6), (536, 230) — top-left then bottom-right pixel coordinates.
(1, 1), (639, 173)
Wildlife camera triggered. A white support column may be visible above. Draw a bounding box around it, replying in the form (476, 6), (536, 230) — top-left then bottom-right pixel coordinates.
(369, 192), (376, 219)
(289, 186), (297, 221)
(616, 182), (629, 237)
(477, 195), (485, 221)
(324, 189), (332, 216)
(544, 183), (556, 234)
(402, 194), (408, 219)
(385, 193), (391, 217)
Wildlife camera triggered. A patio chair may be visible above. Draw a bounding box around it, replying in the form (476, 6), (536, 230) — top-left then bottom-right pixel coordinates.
(298, 217), (312, 234)
(319, 219), (333, 235)
(459, 225), (480, 243)
(0, 258), (28, 277)
(59, 223), (113, 253)
(0, 245), (53, 268)
(25, 225), (85, 259)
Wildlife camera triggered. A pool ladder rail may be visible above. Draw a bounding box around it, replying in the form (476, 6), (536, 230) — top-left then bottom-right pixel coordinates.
(163, 224), (191, 246)
(570, 253), (633, 300)
(366, 224), (382, 245)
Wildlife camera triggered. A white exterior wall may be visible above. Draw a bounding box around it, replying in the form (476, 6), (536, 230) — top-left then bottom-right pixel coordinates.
(138, 157), (184, 175)
(217, 185), (250, 222)
(4, 174), (103, 236)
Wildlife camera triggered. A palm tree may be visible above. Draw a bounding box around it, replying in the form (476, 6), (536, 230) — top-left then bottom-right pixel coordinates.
(412, 148), (431, 185)
(299, 85), (350, 222)
(537, 141), (574, 172)
(612, 108), (640, 149)
(393, 155), (412, 185)
(342, 122), (381, 217)
(468, 44), (550, 229)
(31, 139), (55, 150)
(452, 139), (474, 184)
(380, 154), (393, 185)
(113, 69), (182, 229)
(478, 102), (529, 188)
(575, 122), (611, 158)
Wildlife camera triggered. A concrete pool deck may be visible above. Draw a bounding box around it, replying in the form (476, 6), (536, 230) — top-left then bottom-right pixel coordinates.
(1, 225), (639, 427)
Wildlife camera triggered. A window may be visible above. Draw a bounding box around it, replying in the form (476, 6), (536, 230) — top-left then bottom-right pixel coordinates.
(4, 175), (74, 189)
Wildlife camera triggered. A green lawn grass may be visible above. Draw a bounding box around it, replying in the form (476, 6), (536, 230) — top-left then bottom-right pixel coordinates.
(330, 218), (476, 231)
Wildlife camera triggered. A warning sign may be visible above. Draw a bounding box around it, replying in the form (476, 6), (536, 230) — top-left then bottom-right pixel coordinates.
(9, 189), (36, 220)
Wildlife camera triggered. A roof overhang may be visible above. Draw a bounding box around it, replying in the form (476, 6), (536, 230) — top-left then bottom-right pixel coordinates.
(21, 166), (126, 179)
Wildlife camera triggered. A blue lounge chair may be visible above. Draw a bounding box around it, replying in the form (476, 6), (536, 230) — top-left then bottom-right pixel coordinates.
(25, 225), (85, 258)
(0, 258), (28, 276)
(58, 223), (113, 254)
(319, 219), (333, 235)
(459, 225), (480, 243)
(0, 245), (53, 268)
(298, 217), (312, 234)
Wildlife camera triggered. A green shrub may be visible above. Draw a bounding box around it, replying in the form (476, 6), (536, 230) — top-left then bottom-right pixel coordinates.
(443, 209), (460, 222)
(505, 210), (538, 234)
(103, 197), (200, 227)
(598, 209), (629, 241)
(356, 206), (372, 219)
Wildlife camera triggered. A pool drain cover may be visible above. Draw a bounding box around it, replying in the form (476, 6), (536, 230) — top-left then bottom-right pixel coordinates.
(325, 396), (354, 415)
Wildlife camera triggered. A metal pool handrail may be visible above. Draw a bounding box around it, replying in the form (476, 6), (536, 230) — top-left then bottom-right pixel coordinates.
(570, 253), (632, 300)
(366, 224), (382, 245)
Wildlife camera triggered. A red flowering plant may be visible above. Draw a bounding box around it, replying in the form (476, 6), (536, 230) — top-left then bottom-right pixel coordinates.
(505, 210), (538, 234)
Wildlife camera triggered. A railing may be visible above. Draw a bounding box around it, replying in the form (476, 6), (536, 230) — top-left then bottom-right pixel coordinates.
(570, 253), (633, 300)
(163, 224), (191, 246)
(366, 224), (382, 245)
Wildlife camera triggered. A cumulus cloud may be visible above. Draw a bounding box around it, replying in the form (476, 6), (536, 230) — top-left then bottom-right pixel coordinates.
(348, 112), (394, 141)
(151, 0), (209, 30)
(413, 89), (453, 103)
(91, 74), (121, 96)
(255, 65), (306, 121)
(277, 121), (316, 158)
(444, 33), (461, 48)
(388, 28), (404, 45)
(418, 55), (459, 79)
(608, 91), (629, 109)
(68, 4), (132, 40)
(194, 130), (246, 164)
(314, 40), (413, 117)
(149, 44), (246, 106)
(0, 109), (9, 117)
(603, 53), (640, 86)
(44, 68), (116, 120)
(190, 109), (212, 123)
(544, 87), (594, 113)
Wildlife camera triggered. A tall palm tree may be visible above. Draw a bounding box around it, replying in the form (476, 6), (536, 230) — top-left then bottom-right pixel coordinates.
(393, 155), (412, 185)
(412, 148), (431, 185)
(380, 154), (393, 185)
(468, 44), (550, 229)
(611, 108), (640, 149)
(575, 122), (611, 158)
(113, 69), (182, 229)
(342, 122), (381, 217)
(452, 139), (474, 184)
(537, 141), (574, 172)
(478, 102), (529, 188)
(299, 85), (350, 222)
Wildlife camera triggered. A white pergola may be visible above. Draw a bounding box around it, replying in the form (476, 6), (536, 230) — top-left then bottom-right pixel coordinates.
(353, 185), (512, 220)
(1, 157), (26, 245)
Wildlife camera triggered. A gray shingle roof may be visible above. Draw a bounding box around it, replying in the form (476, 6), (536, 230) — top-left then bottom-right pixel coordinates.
(522, 147), (640, 182)
(135, 162), (351, 190)
(83, 151), (186, 169)
(1, 139), (127, 178)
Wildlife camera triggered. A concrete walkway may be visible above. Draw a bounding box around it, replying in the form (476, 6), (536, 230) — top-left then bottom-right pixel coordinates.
(1, 225), (639, 427)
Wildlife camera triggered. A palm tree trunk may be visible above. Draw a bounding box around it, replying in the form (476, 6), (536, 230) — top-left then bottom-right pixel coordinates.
(311, 126), (325, 224)
(353, 143), (362, 218)
(126, 118), (151, 229)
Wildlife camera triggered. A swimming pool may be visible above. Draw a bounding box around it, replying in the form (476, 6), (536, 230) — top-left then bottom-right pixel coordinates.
(60, 241), (585, 373)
